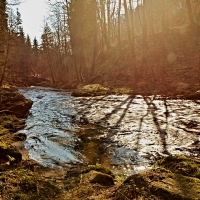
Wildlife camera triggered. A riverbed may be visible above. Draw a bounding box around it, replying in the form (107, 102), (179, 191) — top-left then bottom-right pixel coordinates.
(18, 86), (200, 175)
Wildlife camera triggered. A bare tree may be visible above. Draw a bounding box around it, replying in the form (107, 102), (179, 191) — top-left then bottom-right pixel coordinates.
(124, 0), (131, 46)
(186, 0), (195, 26)
(117, 0), (122, 52)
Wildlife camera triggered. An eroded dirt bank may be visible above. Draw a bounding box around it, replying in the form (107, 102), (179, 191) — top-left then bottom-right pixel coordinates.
(0, 88), (32, 165)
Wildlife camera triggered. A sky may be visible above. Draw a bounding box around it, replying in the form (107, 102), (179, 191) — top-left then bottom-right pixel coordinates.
(16, 0), (137, 44)
(17, 0), (49, 43)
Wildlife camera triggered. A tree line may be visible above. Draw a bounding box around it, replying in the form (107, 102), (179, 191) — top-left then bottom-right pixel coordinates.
(0, 0), (200, 91)
(0, 0), (39, 86)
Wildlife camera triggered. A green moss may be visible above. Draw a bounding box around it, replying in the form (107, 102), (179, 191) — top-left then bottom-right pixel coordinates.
(86, 165), (114, 176)
(115, 167), (200, 200)
(149, 173), (200, 200)
(0, 141), (22, 164)
(0, 114), (26, 153)
(0, 114), (25, 135)
(0, 90), (31, 165)
(64, 165), (114, 191)
(65, 165), (113, 180)
(1, 169), (62, 200)
(0, 90), (62, 199)
(0, 141), (10, 149)
(115, 156), (200, 200)
(72, 84), (135, 96)
(157, 155), (200, 178)
(72, 84), (110, 96)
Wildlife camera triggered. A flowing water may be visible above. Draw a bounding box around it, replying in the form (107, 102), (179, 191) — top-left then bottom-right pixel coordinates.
(19, 87), (200, 175)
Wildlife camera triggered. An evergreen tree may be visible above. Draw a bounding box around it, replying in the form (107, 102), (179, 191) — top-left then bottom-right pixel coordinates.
(41, 23), (55, 83)
(16, 8), (22, 33)
(41, 23), (54, 52)
(33, 37), (39, 76)
(26, 34), (32, 48)
(33, 37), (38, 51)
(18, 26), (25, 43)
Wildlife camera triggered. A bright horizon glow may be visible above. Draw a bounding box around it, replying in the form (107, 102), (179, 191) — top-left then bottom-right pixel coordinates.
(17, 0), (49, 43)
(16, 0), (138, 44)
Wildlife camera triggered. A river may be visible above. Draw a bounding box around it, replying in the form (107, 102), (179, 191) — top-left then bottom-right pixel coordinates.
(18, 86), (200, 175)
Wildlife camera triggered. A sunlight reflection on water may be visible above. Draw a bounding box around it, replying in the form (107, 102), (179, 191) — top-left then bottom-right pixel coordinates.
(18, 87), (200, 175)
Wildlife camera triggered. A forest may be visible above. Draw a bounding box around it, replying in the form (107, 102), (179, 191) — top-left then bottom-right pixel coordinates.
(0, 0), (199, 95)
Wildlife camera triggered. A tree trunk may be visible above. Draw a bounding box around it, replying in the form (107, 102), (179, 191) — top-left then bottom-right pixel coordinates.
(0, 34), (10, 87)
(124, 0), (131, 45)
(142, 0), (148, 60)
(186, 0), (195, 26)
(99, 0), (110, 50)
(117, 0), (122, 52)
(73, 56), (80, 82)
(48, 62), (55, 84)
(129, 0), (135, 57)
(107, 0), (111, 42)
(90, 0), (98, 77)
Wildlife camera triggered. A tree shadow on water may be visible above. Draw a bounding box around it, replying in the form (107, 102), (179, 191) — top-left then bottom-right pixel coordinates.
(96, 96), (133, 125)
(143, 96), (170, 155)
(115, 97), (134, 127)
(77, 95), (108, 113)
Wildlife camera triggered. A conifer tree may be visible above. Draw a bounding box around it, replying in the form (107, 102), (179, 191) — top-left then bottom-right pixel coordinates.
(33, 37), (39, 76)
(26, 34), (32, 49)
(41, 23), (55, 83)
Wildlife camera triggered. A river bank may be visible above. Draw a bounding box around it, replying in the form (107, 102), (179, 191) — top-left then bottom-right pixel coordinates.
(0, 88), (64, 199)
(0, 86), (200, 199)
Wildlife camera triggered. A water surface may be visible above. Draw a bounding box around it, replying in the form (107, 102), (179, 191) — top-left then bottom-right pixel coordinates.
(19, 87), (200, 174)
